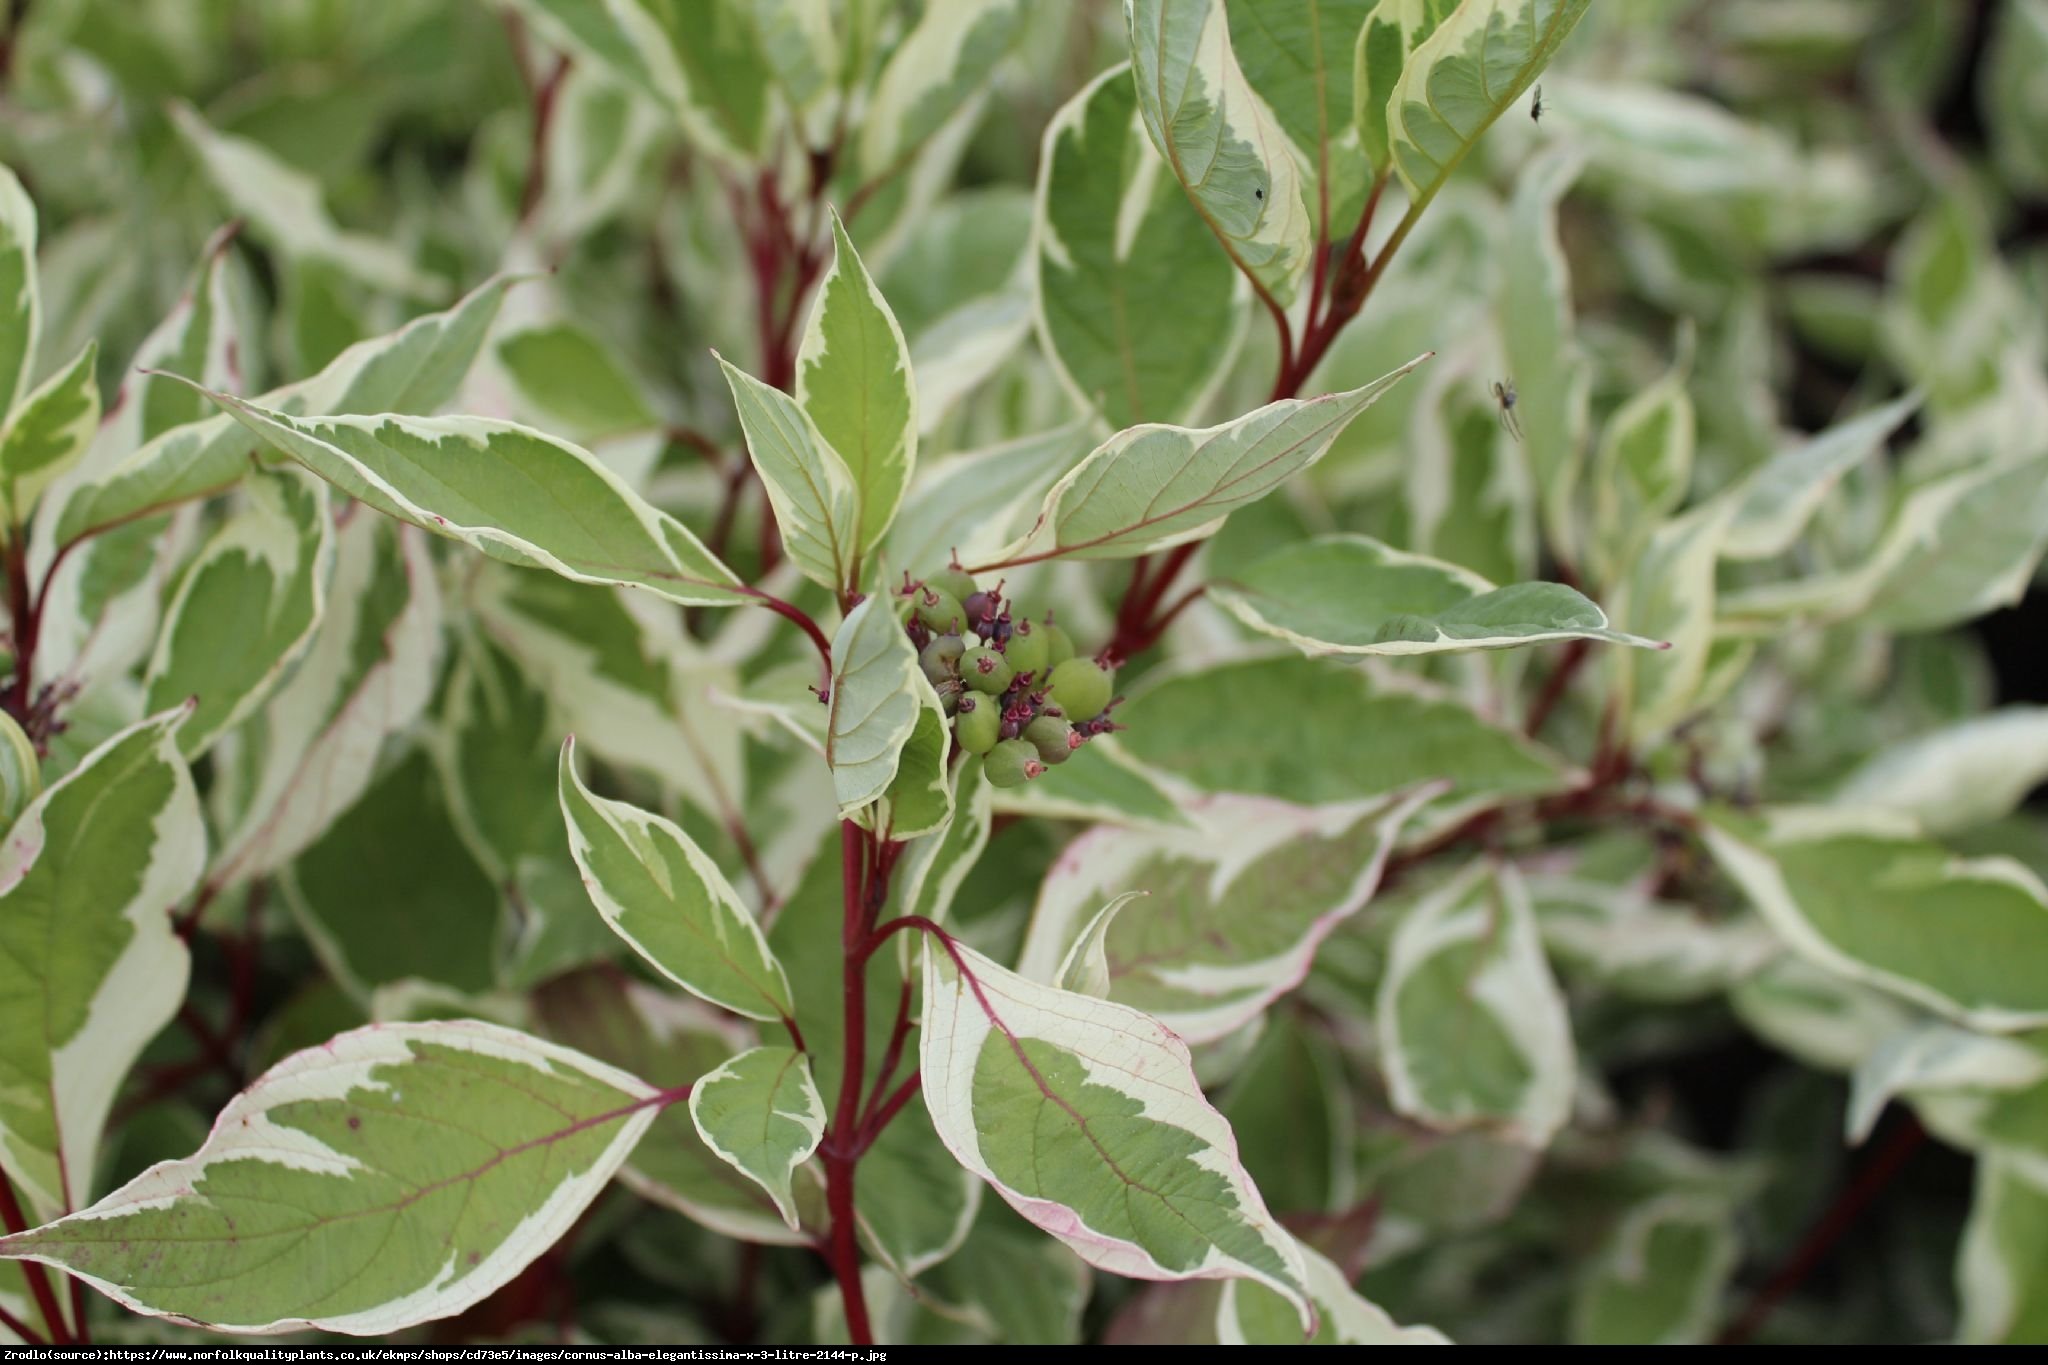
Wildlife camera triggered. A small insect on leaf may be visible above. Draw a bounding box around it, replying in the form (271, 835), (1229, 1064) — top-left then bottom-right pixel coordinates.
(1493, 379), (1525, 443)
(1532, 83), (1545, 123)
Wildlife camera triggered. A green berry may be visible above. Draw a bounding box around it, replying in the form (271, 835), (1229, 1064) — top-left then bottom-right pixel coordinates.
(926, 567), (977, 602)
(954, 696), (1000, 754)
(1023, 714), (1077, 765)
(1006, 617), (1049, 679)
(916, 588), (966, 634)
(934, 677), (964, 715)
(984, 738), (1045, 787)
(1043, 622), (1076, 666)
(1045, 657), (1113, 720)
(920, 633), (965, 685)
(962, 645), (1013, 695)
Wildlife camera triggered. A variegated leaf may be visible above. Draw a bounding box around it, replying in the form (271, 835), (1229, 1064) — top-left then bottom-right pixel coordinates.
(688, 1046), (826, 1231)
(0, 709), (203, 1220)
(0, 340), (97, 524)
(981, 360), (1424, 568)
(1703, 808), (2048, 1033)
(209, 516), (442, 886)
(1386, 0), (1592, 205)
(143, 466), (334, 759)
(56, 275), (513, 546)
(199, 396), (747, 608)
(0, 1021), (676, 1335)
(920, 938), (1312, 1322)
(718, 355), (862, 595)
(1377, 860), (1576, 1146)
(1017, 790), (1432, 1042)
(1219, 1236), (1450, 1344)
(1127, 0), (1313, 306)
(796, 211), (917, 555)
(860, 0), (1024, 176)
(0, 164), (40, 423)
(558, 738), (792, 1022)
(1211, 534), (1657, 656)
(825, 596), (924, 816)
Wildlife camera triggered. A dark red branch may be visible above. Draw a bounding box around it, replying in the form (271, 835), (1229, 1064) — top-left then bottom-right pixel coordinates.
(0, 1175), (71, 1344)
(1718, 1113), (1928, 1345)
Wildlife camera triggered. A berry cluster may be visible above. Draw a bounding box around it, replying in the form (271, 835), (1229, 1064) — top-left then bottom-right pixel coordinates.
(900, 567), (1120, 787)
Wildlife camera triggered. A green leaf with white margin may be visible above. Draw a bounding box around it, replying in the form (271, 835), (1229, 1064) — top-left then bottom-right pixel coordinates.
(1121, 653), (1569, 805)
(1569, 1195), (1738, 1346)
(688, 1046), (825, 1232)
(797, 211), (917, 555)
(1229, 0), (1376, 234)
(1353, 0), (1458, 172)
(1958, 1156), (2048, 1345)
(532, 970), (798, 1246)
(824, 595), (924, 816)
(1869, 444), (2048, 634)
(1610, 499), (1731, 742)
(473, 568), (744, 829)
(0, 713), (36, 829)
(1377, 860), (1576, 1145)
(1498, 143), (1592, 555)
(0, 1020), (679, 1335)
(143, 466), (334, 759)
(559, 737), (793, 1023)
(1844, 1023), (2048, 1148)
(869, 680), (954, 841)
(1035, 63), (1241, 429)
(919, 938), (1313, 1323)
(859, 0), (1023, 177)
(1018, 789), (1433, 1043)
(985, 738), (1194, 831)
(1055, 893), (1148, 998)
(1386, 0), (1593, 204)
(981, 360), (1425, 568)
(170, 103), (444, 301)
(1984, 0), (2048, 196)
(1720, 393), (1921, 561)
(1728, 955), (1920, 1077)
(1126, 0), (1313, 307)
(209, 517), (441, 886)
(56, 274), (514, 547)
(1591, 344), (1695, 578)
(896, 770), (994, 929)
(717, 355), (860, 595)
(0, 164), (39, 425)
(0, 708), (203, 1220)
(282, 750), (502, 1001)
(1705, 808), (2048, 1032)
(0, 341), (97, 524)
(198, 394), (747, 608)
(882, 424), (1091, 578)
(1212, 534), (1658, 657)
(1219, 1236), (1450, 1345)
(751, 0), (837, 119)
(1832, 708), (2048, 837)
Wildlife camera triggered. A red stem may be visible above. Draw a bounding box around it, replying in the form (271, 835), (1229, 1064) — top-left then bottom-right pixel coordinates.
(1523, 637), (1591, 739)
(0, 1301), (45, 1345)
(0, 1176), (70, 1344)
(516, 54), (571, 224)
(822, 819), (876, 1344)
(1719, 1114), (1928, 1345)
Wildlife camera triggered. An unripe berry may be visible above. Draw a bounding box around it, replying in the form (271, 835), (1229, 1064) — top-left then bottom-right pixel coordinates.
(934, 677), (964, 715)
(954, 696), (1000, 754)
(962, 646), (1013, 695)
(1042, 622), (1076, 666)
(920, 633), (965, 684)
(926, 567), (977, 602)
(1006, 617), (1049, 679)
(984, 738), (1045, 787)
(1045, 657), (1113, 720)
(1023, 714), (1077, 765)
(916, 588), (966, 634)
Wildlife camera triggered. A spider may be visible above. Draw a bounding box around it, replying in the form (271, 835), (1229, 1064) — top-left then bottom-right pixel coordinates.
(1492, 379), (1524, 442)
